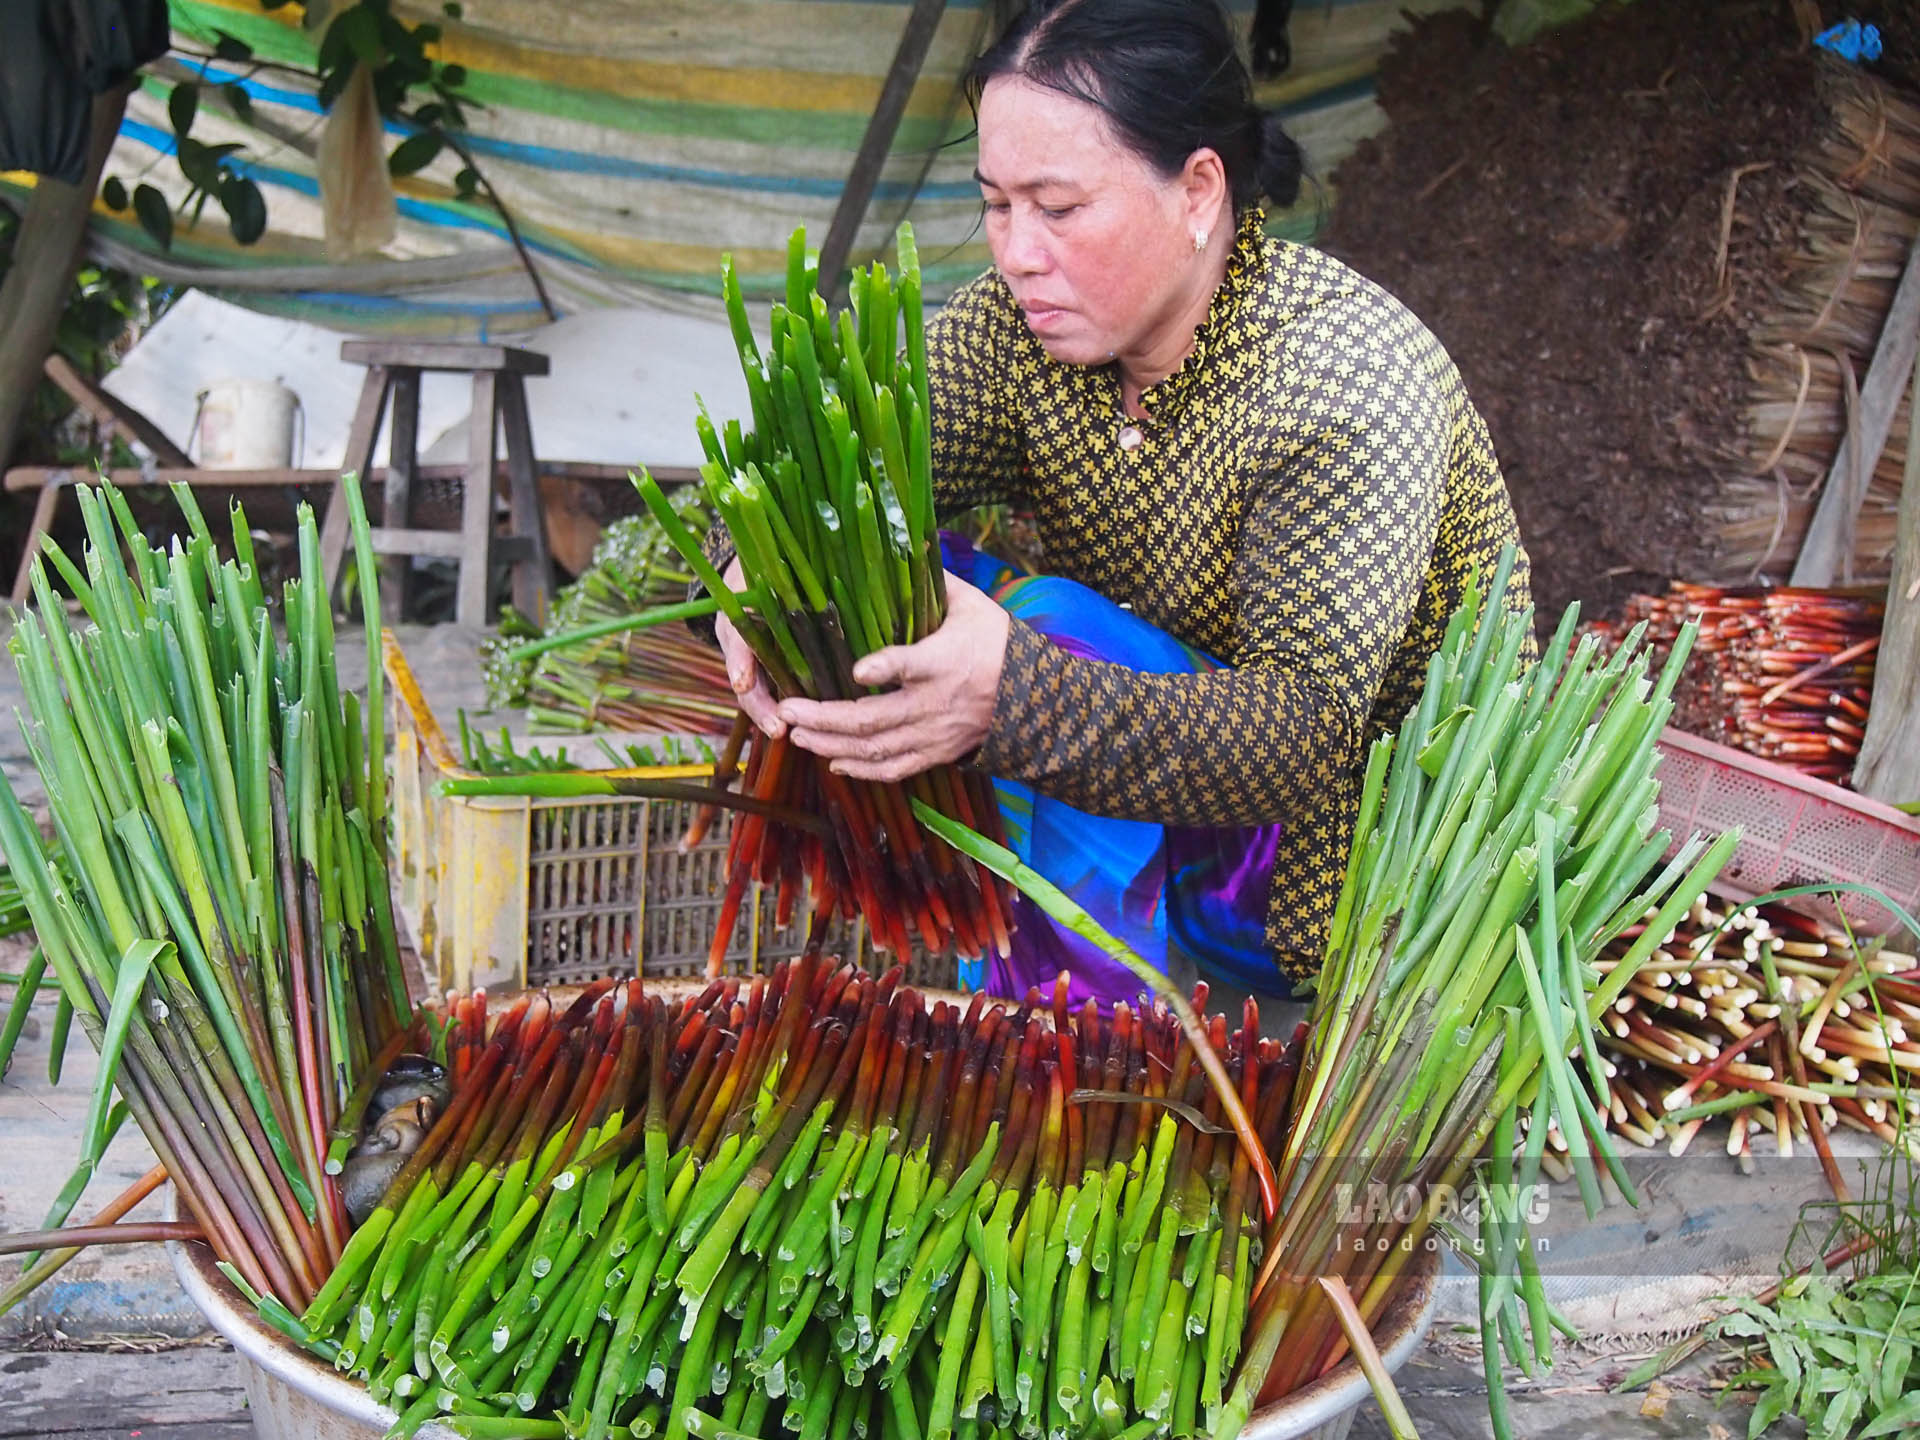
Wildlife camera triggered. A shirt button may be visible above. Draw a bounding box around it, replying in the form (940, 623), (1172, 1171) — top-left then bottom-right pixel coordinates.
(1118, 425), (1144, 452)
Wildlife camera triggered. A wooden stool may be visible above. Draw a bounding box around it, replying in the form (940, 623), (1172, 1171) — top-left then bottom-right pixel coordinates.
(317, 340), (553, 629)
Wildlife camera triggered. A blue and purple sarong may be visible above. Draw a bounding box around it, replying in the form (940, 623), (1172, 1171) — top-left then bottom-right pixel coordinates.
(943, 535), (1285, 1008)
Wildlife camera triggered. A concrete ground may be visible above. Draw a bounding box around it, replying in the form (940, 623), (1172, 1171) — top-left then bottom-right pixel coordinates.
(0, 617), (1861, 1437)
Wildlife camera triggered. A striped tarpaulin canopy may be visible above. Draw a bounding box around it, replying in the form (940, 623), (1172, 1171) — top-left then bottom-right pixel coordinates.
(3, 0), (1461, 339)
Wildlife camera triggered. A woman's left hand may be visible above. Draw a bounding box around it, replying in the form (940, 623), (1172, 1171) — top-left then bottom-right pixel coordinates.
(776, 571), (1011, 782)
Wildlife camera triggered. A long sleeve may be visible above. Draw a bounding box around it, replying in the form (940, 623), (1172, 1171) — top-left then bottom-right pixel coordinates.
(977, 329), (1450, 821)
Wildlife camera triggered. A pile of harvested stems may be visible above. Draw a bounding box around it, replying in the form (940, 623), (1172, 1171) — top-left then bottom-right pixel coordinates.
(1216, 548), (1738, 1438)
(0, 482), (411, 1313)
(1595, 891), (1920, 1173)
(281, 962), (1294, 1440)
(486, 493), (736, 738)
(632, 225), (1013, 968)
(1715, 67), (1920, 584)
(1592, 582), (1881, 782)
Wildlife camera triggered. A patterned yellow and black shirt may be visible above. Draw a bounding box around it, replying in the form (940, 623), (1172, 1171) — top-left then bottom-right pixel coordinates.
(930, 207), (1532, 980)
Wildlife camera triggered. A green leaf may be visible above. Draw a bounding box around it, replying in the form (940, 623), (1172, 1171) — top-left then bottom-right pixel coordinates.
(453, 166), (479, 200)
(1861, 1391), (1920, 1436)
(86, 944), (165, 1158)
(443, 0), (462, 15)
(100, 176), (127, 211)
(29, 941), (164, 1248)
(1415, 704), (1472, 778)
(1812, 1333), (1856, 1368)
(1819, 1377), (1865, 1440)
(1764, 1330), (1804, 1393)
(221, 84), (254, 123)
(339, 4), (383, 64)
(176, 136), (219, 192)
(168, 82), (198, 140)
(1874, 1339), (1912, 1412)
(440, 62), (468, 87)
(387, 131), (443, 177)
(1808, 1364), (1846, 1402)
(212, 29), (252, 62)
(132, 184), (173, 249)
(1746, 1385), (1788, 1440)
(221, 175), (267, 245)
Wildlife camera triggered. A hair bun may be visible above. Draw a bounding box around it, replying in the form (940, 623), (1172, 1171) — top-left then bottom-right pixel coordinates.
(1256, 111), (1304, 209)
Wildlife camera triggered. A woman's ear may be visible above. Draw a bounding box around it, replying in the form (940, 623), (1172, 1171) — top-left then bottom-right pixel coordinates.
(1181, 146), (1230, 235)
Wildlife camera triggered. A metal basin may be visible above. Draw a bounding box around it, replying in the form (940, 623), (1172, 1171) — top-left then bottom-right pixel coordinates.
(170, 1216), (1439, 1440)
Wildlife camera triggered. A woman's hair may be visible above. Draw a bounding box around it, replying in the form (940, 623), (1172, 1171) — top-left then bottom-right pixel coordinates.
(967, 0), (1304, 213)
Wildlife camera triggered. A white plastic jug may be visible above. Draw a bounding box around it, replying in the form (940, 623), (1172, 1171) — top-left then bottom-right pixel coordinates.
(191, 378), (302, 469)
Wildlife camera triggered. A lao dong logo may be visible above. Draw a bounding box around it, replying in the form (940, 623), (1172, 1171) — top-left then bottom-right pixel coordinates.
(1332, 1181), (1552, 1253)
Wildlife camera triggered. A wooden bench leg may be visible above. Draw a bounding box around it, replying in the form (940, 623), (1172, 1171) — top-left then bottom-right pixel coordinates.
(457, 371), (499, 629)
(499, 374), (552, 625)
(381, 369), (420, 624)
(318, 364), (392, 604)
(10, 476), (67, 606)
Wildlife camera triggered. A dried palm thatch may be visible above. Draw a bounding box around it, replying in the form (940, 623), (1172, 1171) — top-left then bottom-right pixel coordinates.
(1716, 66), (1920, 584)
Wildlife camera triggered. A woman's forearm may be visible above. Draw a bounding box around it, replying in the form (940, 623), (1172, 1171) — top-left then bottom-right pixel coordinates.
(976, 620), (1364, 826)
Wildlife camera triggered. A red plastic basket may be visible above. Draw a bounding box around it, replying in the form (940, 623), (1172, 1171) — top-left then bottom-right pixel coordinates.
(1654, 727), (1920, 939)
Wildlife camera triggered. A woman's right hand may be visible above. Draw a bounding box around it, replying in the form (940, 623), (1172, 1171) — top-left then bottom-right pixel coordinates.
(714, 556), (785, 738)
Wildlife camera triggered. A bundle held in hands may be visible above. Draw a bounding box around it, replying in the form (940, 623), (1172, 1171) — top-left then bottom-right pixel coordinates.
(0, 483), (410, 1311)
(633, 225), (1014, 969)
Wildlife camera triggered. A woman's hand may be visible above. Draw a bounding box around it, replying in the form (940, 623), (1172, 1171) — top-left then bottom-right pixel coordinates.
(776, 572), (1011, 782)
(714, 556), (785, 738)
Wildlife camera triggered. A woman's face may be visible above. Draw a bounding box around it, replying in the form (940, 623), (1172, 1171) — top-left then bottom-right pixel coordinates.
(975, 75), (1226, 370)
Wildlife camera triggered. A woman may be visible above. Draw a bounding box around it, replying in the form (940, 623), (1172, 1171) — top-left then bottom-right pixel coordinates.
(714, 0), (1531, 1001)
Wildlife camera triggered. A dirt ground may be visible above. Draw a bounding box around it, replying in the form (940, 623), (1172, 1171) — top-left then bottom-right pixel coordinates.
(1319, 1), (1837, 624)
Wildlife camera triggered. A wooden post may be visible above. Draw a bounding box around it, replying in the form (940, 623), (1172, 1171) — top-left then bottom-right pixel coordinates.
(458, 370), (500, 630)
(381, 368), (420, 623)
(0, 87), (129, 472)
(817, 0), (951, 304)
(1793, 233), (1920, 587)
(1853, 351), (1920, 804)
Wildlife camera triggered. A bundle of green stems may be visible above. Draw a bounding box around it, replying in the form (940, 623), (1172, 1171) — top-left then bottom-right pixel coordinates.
(1209, 548), (1739, 1439)
(633, 224), (1013, 969)
(485, 494), (736, 739)
(276, 960), (1301, 1440)
(0, 481), (412, 1312)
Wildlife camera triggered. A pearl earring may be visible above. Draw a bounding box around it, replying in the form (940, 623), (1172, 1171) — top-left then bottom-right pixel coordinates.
(1193, 229), (1209, 253)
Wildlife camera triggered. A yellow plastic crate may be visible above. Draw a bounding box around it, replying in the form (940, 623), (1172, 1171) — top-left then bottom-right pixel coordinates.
(384, 632), (949, 993)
